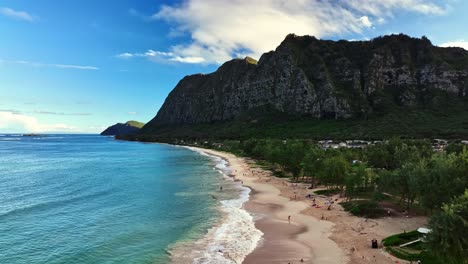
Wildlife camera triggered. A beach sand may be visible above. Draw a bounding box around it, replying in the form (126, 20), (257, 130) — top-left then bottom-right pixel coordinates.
(190, 146), (427, 264)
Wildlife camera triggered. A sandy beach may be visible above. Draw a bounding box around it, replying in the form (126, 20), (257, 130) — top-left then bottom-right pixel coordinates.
(190, 146), (428, 264)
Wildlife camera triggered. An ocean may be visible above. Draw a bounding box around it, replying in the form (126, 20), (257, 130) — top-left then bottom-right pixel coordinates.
(0, 134), (261, 264)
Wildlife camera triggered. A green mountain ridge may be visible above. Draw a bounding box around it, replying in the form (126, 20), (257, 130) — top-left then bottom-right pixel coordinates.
(101, 120), (145, 136)
(134, 34), (468, 140)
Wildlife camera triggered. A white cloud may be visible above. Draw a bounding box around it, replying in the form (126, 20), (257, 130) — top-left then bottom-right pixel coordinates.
(115, 49), (205, 64)
(0, 59), (99, 70)
(439, 41), (468, 51)
(124, 0), (445, 64)
(342, 0), (447, 16)
(128, 111), (137, 115)
(121, 1), (447, 65)
(0, 7), (37, 22)
(169, 55), (205, 63)
(116, 53), (134, 59)
(116, 49), (174, 59)
(54, 64), (98, 70)
(151, 0), (367, 64)
(144, 50), (174, 57)
(0, 111), (78, 133)
(359, 16), (373, 28)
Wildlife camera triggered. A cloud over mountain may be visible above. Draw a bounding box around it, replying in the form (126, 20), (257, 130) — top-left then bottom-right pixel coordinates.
(122, 0), (447, 64)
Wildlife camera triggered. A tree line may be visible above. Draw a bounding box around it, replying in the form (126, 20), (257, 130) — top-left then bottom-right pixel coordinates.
(204, 138), (467, 263)
(218, 139), (467, 211)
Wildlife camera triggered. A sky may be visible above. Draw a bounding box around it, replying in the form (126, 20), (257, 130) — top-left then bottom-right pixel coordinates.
(0, 0), (467, 133)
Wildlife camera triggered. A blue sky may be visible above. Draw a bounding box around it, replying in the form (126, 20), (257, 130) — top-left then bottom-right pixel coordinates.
(0, 0), (467, 133)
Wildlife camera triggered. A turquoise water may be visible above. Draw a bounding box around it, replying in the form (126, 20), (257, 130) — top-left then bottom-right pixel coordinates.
(0, 134), (231, 263)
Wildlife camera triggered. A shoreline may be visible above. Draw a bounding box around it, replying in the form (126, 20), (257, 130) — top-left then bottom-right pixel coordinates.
(171, 146), (262, 264)
(186, 146), (428, 264)
(187, 146), (346, 264)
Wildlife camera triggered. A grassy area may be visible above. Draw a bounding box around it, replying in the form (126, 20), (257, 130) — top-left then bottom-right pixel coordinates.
(340, 200), (386, 218)
(126, 120), (145, 128)
(383, 230), (443, 264)
(244, 56), (258, 65)
(382, 230), (420, 246)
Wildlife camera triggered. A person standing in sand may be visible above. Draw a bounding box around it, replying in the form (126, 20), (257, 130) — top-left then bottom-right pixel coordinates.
(288, 215), (291, 224)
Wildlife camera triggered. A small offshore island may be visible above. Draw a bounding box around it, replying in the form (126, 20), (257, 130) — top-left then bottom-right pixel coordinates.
(103, 34), (468, 264)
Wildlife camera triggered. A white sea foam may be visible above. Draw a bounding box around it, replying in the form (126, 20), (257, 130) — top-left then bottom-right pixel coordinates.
(180, 146), (263, 264)
(192, 186), (263, 264)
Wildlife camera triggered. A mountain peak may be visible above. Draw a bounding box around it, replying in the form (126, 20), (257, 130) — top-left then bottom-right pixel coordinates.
(141, 34), (468, 138)
(101, 120), (145, 136)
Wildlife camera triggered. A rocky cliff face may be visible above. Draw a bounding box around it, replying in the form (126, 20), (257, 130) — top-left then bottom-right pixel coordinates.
(144, 34), (468, 130)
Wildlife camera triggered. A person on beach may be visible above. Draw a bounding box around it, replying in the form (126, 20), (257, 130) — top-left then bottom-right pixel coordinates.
(288, 215), (291, 224)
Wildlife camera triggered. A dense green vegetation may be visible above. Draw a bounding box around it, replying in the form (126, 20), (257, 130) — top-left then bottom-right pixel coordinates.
(381, 229), (451, 264)
(380, 191), (468, 264)
(427, 191), (468, 264)
(340, 200), (386, 218)
(382, 230), (438, 263)
(138, 101), (468, 140)
(382, 230), (420, 247)
(385, 247), (440, 264)
(169, 138), (467, 215)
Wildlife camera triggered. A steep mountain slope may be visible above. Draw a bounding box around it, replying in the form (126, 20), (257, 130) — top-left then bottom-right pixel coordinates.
(101, 121), (145, 136)
(140, 34), (468, 139)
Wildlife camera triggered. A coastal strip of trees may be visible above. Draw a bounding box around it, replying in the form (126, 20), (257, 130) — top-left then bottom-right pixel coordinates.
(203, 138), (467, 263)
(217, 138), (467, 212)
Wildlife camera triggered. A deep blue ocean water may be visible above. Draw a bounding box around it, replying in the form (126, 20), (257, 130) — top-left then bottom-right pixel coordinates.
(0, 134), (230, 264)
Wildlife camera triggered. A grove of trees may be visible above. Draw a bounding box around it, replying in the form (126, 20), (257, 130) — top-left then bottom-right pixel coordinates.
(219, 139), (467, 211)
(205, 138), (468, 262)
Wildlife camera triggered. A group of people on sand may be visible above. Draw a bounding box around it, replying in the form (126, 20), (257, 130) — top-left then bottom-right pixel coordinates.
(305, 194), (337, 210)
